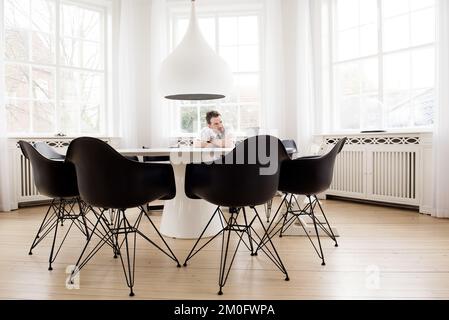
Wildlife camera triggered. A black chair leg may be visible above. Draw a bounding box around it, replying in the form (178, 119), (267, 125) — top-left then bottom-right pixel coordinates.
(242, 208), (255, 256)
(113, 210), (137, 297)
(71, 207), (179, 296)
(218, 218), (233, 295)
(251, 207), (289, 281)
(314, 196), (338, 247)
(217, 211), (247, 295)
(254, 194), (288, 255)
(279, 194), (293, 238)
(279, 195), (327, 266)
(183, 207), (223, 266)
(70, 208), (111, 282)
(78, 198), (90, 240)
(29, 199), (57, 255)
(184, 206), (288, 295)
(140, 208), (180, 267)
(49, 198), (89, 271)
(48, 201), (62, 271)
(308, 196), (326, 266)
(29, 197), (95, 271)
(262, 194), (337, 266)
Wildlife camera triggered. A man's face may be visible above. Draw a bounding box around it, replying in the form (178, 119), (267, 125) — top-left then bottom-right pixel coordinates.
(208, 116), (224, 132)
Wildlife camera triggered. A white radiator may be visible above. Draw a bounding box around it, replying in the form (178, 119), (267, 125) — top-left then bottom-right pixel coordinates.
(330, 150), (365, 196)
(323, 134), (425, 207)
(19, 154), (43, 200)
(371, 151), (416, 201)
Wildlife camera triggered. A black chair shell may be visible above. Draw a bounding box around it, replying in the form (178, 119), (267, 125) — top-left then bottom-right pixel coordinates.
(279, 138), (347, 196)
(33, 142), (65, 160)
(18, 141), (78, 199)
(281, 139), (298, 159)
(66, 137), (175, 210)
(185, 135), (289, 207)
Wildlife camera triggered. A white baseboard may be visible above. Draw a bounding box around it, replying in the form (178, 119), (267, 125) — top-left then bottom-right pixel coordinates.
(419, 205), (433, 215)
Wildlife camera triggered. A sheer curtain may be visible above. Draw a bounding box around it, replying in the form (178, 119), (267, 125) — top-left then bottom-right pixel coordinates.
(432, 0), (449, 218)
(295, 0), (316, 156)
(118, 0), (169, 149)
(148, 0), (170, 148)
(261, 0), (285, 138)
(0, 0), (14, 212)
(281, 0), (319, 156)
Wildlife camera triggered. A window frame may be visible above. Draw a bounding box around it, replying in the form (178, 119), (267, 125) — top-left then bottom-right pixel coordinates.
(167, 2), (264, 138)
(3, 0), (113, 137)
(329, 0), (436, 133)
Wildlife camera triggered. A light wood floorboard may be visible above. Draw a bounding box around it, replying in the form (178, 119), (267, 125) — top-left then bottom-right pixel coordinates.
(1, 198), (449, 300)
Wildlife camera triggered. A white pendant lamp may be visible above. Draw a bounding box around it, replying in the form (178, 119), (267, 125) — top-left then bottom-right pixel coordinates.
(159, 0), (233, 100)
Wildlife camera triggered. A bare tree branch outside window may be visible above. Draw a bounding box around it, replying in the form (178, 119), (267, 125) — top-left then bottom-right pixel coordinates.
(3, 0), (106, 135)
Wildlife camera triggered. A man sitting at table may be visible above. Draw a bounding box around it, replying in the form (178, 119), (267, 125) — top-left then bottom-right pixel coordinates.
(194, 110), (235, 148)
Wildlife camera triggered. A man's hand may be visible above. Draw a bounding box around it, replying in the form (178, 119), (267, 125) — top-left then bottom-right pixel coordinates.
(194, 140), (213, 148)
(210, 138), (234, 148)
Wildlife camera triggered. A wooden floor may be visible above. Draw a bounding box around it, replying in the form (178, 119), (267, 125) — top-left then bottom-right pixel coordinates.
(1, 198), (449, 300)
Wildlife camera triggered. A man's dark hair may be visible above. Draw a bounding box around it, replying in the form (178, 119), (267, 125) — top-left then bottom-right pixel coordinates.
(206, 110), (221, 125)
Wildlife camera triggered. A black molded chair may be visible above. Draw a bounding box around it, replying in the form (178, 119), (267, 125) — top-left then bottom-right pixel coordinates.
(33, 142), (65, 160)
(141, 146), (170, 162)
(264, 139), (298, 221)
(256, 138), (347, 266)
(281, 139), (298, 159)
(66, 137), (180, 296)
(18, 141), (90, 271)
(183, 135), (290, 295)
(142, 146), (170, 212)
(144, 156), (170, 162)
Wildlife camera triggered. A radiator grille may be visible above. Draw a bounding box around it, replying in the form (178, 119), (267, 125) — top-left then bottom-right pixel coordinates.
(20, 154), (39, 198)
(372, 151), (416, 199)
(330, 150), (364, 194)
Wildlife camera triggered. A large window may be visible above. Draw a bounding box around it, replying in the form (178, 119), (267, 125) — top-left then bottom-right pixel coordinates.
(170, 9), (262, 136)
(332, 0), (436, 131)
(3, 0), (109, 135)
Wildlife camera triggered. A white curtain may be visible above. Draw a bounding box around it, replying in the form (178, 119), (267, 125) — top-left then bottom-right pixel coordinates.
(295, 0), (316, 156)
(280, 0), (318, 156)
(432, 0), (449, 218)
(118, 0), (169, 148)
(0, 0), (14, 212)
(148, 0), (170, 148)
(261, 0), (285, 138)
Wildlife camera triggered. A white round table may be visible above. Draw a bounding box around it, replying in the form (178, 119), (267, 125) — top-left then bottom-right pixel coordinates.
(119, 148), (232, 239)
